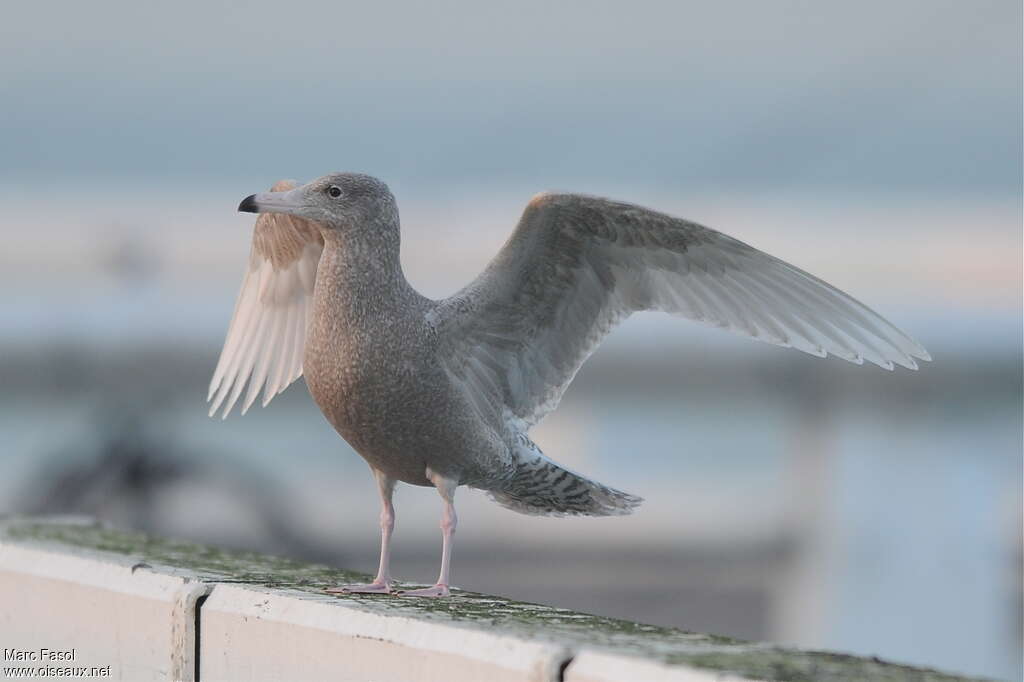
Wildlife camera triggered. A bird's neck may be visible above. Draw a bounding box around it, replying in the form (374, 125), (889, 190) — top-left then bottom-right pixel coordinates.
(315, 228), (419, 320)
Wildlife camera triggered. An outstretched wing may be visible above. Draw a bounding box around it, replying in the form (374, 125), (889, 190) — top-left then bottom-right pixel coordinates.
(436, 193), (930, 428)
(208, 180), (324, 418)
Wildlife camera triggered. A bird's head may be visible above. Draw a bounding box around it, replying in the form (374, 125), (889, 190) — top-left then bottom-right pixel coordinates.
(239, 173), (398, 237)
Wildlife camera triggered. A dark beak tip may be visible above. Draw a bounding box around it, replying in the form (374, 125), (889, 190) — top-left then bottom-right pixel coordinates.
(238, 194), (259, 213)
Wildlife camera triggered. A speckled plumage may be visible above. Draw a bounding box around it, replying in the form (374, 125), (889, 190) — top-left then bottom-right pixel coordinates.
(209, 172), (929, 594)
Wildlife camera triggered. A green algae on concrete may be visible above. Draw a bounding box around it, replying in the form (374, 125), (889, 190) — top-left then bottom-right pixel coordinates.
(2, 517), (986, 682)
(6, 516), (366, 588)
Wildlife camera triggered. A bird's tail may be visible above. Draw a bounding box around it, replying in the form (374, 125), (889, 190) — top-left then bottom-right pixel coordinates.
(486, 435), (642, 517)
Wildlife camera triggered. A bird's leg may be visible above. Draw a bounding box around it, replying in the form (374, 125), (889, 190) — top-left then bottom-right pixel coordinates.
(326, 469), (396, 594)
(399, 470), (457, 598)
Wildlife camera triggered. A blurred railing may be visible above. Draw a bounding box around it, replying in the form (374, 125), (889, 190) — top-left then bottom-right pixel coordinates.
(0, 517), (984, 682)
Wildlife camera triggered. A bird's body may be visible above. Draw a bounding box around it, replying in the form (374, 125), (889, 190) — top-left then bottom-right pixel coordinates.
(303, 200), (638, 512)
(305, 264), (503, 490)
(209, 173), (929, 595)
(304, 239), (450, 488)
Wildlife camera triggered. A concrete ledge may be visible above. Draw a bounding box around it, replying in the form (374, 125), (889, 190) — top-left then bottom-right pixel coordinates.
(200, 583), (569, 681)
(197, 577), (569, 679)
(0, 518), (211, 681)
(566, 651), (750, 682)
(0, 517), (984, 682)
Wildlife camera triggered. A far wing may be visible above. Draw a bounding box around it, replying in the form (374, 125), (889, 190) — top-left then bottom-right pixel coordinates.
(208, 180), (324, 418)
(436, 193), (930, 428)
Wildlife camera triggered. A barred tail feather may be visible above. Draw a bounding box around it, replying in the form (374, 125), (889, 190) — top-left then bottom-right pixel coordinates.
(487, 437), (642, 517)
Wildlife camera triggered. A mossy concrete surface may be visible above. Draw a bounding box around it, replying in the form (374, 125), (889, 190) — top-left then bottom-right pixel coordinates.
(1, 516), (988, 682)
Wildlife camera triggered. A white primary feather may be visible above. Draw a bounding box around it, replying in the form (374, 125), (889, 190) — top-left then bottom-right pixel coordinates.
(207, 181), (324, 419)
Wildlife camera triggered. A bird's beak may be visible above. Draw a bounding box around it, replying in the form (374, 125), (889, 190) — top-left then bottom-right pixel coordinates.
(238, 187), (306, 215)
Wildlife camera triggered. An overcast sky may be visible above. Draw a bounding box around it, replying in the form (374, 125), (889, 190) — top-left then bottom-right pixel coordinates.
(1, 0), (1020, 195)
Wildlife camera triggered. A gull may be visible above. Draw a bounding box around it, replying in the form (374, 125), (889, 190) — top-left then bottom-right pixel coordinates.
(208, 173), (930, 596)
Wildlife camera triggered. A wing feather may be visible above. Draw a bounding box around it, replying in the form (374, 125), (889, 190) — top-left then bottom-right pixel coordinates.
(437, 193), (930, 428)
(207, 180), (324, 418)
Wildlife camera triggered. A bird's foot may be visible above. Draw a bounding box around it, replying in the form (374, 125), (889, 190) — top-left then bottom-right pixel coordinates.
(325, 581), (393, 595)
(397, 583), (450, 598)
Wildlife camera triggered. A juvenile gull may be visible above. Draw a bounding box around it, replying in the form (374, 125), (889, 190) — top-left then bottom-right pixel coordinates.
(208, 173), (930, 596)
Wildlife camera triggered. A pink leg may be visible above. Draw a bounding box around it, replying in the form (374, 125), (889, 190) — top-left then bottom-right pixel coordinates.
(399, 471), (457, 598)
(326, 469), (395, 595)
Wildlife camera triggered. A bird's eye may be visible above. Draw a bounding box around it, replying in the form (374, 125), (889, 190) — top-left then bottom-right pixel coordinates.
(327, 185), (342, 198)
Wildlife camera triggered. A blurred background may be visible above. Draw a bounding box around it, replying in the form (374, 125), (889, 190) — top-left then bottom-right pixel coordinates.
(1, 1), (1020, 679)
